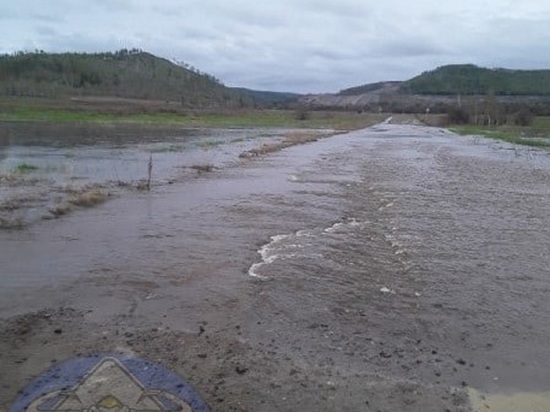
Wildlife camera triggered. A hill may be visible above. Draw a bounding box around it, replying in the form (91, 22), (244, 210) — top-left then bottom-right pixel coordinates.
(338, 81), (402, 96)
(402, 64), (550, 96)
(336, 65), (550, 98)
(300, 64), (550, 113)
(0, 49), (294, 109)
(231, 88), (300, 107)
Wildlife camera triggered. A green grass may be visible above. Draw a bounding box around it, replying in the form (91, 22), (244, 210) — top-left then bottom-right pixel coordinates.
(0, 107), (187, 123)
(449, 119), (550, 148)
(150, 144), (186, 153)
(198, 139), (224, 149)
(0, 98), (385, 130)
(532, 116), (550, 134)
(13, 163), (39, 173)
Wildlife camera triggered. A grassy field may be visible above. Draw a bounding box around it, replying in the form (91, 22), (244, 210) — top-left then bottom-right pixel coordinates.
(449, 117), (550, 148)
(532, 116), (550, 135)
(3, 97), (550, 145)
(0, 96), (385, 131)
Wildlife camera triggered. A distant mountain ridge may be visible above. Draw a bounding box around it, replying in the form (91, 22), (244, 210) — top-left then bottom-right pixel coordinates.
(301, 64), (550, 112)
(3, 53), (549, 112)
(338, 65), (550, 97)
(230, 88), (300, 107)
(402, 64), (550, 96)
(0, 50), (296, 108)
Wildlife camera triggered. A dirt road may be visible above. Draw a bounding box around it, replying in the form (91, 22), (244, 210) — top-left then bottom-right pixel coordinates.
(2, 122), (550, 411)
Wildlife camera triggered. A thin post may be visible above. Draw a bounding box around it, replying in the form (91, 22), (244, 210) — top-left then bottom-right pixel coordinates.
(147, 153), (153, 191)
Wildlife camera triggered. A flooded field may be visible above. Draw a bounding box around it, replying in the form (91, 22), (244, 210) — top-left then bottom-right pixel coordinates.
(0, 123), (330, 228)
(2, 121), (550, 411)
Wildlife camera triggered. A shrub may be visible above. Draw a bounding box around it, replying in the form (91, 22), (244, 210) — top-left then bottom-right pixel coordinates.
(447, 107), (470, 124)
(14, 163), (39, 173)
(514, 107), (533, 126)
(295, 107), (310, 121)
(68, 188), (107, 207)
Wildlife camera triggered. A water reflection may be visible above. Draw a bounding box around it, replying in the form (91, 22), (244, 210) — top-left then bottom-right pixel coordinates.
(0, 123), (293, 227)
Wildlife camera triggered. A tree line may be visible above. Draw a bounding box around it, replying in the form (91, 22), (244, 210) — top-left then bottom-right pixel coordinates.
(446, 93), (536, 126)
(403, 64), (550, 96)
(0, 50), (252, 108)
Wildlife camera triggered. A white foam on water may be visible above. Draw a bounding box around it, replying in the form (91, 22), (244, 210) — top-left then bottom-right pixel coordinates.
(295, 229), (314, 237)
(247, 229), (319, 278)
(248, 262), (268, 279)
(248, 218), (368, 279)
(248, 234), (297, 279)
(323, 218), (366, 234)
(384, 233), (407, 256)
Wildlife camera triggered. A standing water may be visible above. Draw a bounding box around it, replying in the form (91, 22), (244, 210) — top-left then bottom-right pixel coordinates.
(2, 122), (550, 411)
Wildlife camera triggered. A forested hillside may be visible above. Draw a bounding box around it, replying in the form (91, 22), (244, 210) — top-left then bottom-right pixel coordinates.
(336, 65), (550, 98)
(231, 88), (300, 107)
(0, 49), (253, 108)
(402, 64), (550, 96)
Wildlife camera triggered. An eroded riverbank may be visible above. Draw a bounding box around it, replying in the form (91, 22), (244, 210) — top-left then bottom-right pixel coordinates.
(2, 122), (550, 411)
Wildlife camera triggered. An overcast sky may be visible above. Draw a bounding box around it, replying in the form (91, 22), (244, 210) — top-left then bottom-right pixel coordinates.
(2, 0), (550, 93)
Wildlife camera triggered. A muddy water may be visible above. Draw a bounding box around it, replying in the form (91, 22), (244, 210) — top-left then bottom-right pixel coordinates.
(2, 122), (550, 411)
(0, 123), (311, 226)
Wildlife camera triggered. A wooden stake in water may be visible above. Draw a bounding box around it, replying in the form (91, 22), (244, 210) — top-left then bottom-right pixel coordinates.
(147, 154), (153, 191)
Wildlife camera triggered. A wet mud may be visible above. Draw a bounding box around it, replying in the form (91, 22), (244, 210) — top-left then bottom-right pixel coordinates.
(2, 122), (550, 411)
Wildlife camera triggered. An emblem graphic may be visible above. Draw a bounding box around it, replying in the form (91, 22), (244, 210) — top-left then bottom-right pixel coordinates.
(10, 354), (210, 412)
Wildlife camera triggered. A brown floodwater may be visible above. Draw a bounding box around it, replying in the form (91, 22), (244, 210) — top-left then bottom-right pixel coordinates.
(2, 122), (550, 411)
(0, 122), (334, 227)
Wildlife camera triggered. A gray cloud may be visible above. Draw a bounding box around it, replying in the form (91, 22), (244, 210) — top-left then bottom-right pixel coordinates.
(1, 0), (550, 93)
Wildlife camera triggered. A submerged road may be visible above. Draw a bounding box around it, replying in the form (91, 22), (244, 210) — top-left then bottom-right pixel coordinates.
(2, 123), (550, 411)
